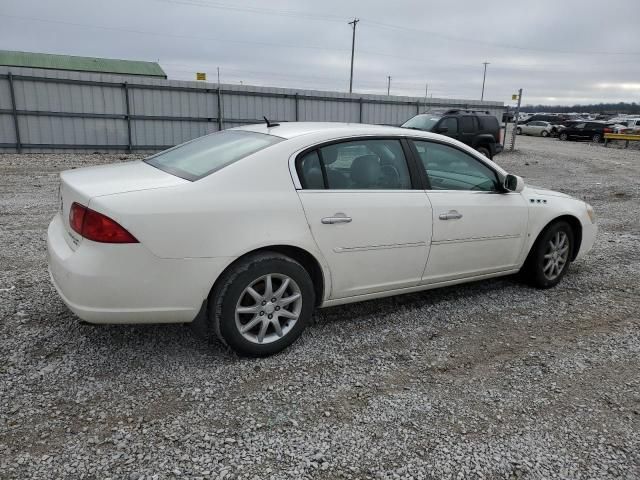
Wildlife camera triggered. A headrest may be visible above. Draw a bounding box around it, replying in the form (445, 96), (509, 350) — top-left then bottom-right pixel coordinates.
(350, 155), (380, 188)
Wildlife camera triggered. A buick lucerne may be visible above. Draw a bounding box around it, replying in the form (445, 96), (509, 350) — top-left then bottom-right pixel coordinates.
(47, 122), (597, 356)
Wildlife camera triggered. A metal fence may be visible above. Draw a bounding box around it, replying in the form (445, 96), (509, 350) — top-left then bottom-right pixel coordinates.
(0, 66), (505, 153)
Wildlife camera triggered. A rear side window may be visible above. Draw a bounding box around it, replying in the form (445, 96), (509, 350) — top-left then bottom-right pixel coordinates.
(460, 116), (477, 133)
(297, 139), (412, 190)
(479, 116), (499, 131)
(145, 130), (283, 181)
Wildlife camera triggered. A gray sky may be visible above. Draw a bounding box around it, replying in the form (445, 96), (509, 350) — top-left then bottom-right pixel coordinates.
(2, 0), (640, 106)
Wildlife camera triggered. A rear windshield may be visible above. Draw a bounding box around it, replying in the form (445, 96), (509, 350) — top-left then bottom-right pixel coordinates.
(145, 130), (283, 181)
(402, 114), (441, 131)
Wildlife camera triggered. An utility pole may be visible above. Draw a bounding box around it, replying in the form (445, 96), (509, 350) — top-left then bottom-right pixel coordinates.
(510, 88), (523, 151)
(387, 76), (391, 96)
(217, 66), (220, 85)
(481, 62), (490, 101)
(348, 18), (359, 93)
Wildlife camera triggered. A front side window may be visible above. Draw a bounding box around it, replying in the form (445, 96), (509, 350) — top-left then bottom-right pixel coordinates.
(439, 117), (458, 134)
(145, 130), (283, 181)
(412, 140), (499, 192)
(573, 123), (586, 129)
(297, 139), (412, 190)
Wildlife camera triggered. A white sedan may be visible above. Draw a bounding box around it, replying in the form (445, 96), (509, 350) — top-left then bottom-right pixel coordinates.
(516, 121), (553, 137)
(48, 122), (597, 356)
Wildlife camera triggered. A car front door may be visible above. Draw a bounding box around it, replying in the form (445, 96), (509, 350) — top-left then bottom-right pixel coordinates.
(409, 139), (528, 283)
(295, 138), (432, 299)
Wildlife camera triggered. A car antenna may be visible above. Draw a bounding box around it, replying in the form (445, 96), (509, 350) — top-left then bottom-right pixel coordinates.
(263, 116), (280, 128)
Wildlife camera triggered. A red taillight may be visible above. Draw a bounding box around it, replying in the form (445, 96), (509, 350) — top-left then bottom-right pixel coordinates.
(604, 127), (613, 133)
(69, 202), (138, 243)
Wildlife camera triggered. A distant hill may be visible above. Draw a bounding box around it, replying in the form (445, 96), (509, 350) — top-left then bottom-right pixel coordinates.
(520, 102), (640, 114)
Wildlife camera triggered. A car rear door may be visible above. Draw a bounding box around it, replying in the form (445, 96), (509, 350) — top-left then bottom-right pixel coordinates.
(409, 139), (528, 283)
(295, 137), (432, 299)
(459, 116), (478, 146)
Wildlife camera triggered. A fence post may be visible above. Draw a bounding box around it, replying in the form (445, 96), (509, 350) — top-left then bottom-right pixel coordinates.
(123, 82), (132, 152)
(294, 93), (299, 121)
(359, 98), (363, 123)
(7, 72), (22, 153)
(416, 100), (420, 115)
(217, 87), (223, 131)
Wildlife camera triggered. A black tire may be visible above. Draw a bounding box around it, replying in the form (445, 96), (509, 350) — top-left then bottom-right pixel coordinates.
(541, 130), (549, 137)
(521, 221), (574, 289)
(209, 252), (315, 357)
(516, 127), (522, 135)
(592, 133), (602, 143)
(559, 132), (568, 141)
(476, 146), (491, 158)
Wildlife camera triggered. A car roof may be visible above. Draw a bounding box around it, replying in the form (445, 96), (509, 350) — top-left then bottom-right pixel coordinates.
(232, 121), (443, 140)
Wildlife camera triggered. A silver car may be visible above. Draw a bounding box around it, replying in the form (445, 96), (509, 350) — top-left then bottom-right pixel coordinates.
(517, 121), (553, 137)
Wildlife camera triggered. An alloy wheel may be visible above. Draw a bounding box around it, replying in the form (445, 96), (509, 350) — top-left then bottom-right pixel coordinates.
(234, 274), (302, 344)
(542, 231), (570, 281)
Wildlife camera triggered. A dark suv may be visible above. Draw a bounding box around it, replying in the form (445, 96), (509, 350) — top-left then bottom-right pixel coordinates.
(557, 122), (614, 143)
(401, 109), (502, 158)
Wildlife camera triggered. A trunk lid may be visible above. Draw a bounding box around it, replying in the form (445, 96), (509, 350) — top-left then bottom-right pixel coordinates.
(59, 161), (188, 250)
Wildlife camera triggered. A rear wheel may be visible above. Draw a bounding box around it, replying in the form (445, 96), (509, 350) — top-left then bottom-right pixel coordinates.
(516, 127), (522, 135)
(541, 130), (549, 137)
(559, 132), (568, 141)
(210, 252), (315, 356)
(592, 133), (602, 143)
(521, 221), (574, 289)
(476, 146), (491, 158)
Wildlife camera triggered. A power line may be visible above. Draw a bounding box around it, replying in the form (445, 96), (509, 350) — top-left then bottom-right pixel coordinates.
(156, 0), (640, 56)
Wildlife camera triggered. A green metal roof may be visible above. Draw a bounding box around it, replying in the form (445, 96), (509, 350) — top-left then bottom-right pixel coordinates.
(0, 50), (166, 78)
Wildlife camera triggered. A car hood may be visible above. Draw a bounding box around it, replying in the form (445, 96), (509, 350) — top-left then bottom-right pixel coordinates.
(525, 185), (573, 199)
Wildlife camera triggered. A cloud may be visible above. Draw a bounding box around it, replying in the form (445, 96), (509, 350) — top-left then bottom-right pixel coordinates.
(2, 0), (640, 106)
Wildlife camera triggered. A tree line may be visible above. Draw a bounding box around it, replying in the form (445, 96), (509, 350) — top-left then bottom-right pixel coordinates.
(520, 102), (640, 114)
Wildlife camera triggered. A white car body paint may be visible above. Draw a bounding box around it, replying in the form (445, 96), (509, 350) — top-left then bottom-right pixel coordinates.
(48, 122), (597, 324)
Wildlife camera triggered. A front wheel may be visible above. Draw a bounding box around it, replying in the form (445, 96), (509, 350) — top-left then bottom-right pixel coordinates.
(476, 146), (491, 158)
(516, 127), (522, 135)
(210, 252), (315, 356)
(521, 221), (574, 289)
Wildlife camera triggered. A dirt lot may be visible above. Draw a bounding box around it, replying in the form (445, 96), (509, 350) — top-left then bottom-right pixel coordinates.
(1, 135), (639, 479)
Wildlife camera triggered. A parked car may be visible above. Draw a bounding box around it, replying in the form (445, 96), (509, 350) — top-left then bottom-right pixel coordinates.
(48, 122), (597, 356)
(520, 114), (570, 136)
(401, 109), (503, 158)
(558, 122), (615, 142)
(516, 121), (553, 137)
(612, 118), (640, 133)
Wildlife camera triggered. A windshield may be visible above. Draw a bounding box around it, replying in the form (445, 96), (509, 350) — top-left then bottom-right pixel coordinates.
(145, 130), (283, 181)
(401, 114), (441, 131)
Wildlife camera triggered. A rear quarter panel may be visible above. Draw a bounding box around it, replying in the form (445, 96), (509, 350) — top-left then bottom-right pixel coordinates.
(88, 141), (324, 263)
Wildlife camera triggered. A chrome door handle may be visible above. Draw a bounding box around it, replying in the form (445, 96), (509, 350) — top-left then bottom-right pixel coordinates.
(321, 213), (352, 224)
(439, 210), (463, 220)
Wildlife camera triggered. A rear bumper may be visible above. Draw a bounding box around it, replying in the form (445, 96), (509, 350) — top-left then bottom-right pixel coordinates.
(47, 213), (232, 324)
(576, 221), (597, 261)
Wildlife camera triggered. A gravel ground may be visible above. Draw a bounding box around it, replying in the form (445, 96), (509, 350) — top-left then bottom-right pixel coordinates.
(1, 135), (639, 479)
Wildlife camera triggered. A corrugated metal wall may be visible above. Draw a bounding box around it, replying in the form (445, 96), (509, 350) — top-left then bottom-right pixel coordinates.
(0, 66), (505, 153)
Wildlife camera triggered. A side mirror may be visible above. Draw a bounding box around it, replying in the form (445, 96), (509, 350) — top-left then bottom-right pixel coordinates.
(436, 126), (449, 134)
(504, 174), (525, 193)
